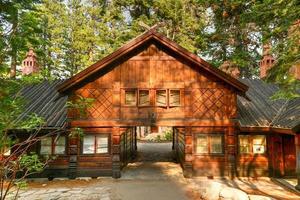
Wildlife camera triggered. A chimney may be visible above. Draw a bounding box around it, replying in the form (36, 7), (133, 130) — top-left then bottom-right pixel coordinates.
(22, 48), (39, 75)
(219, 60), (240, 79)
(259, 43), (275, 79)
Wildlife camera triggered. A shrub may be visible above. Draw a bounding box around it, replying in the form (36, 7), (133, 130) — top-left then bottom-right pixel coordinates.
(163, 129), (173, 141)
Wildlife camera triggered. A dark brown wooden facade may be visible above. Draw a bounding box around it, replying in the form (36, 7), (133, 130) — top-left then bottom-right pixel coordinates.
(10, 28), (299, 180)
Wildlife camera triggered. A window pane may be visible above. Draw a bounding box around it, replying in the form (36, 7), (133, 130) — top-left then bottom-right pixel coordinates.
(169, 90), (180, 106)
(54, 136), (65, 154)
(253, 135), (266, 154)
(83, 135), (95, 154)
(40, 137), (52, 155)
(239, 135), (250, 153)
(196, 135), (208, 153)
(125, 90), (136, 106)
(156, 90), (167, 106)
(96, 136), (108, 153)
(210, 135), (223, 153)
(139, 90), (150, 106)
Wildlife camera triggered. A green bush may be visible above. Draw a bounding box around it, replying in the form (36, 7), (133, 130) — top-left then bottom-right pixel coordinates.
(163, 129), (173, 141)
(155, 135), (162, 142)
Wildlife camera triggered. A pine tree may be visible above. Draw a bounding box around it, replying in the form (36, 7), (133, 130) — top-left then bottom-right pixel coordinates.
(0, 0), (41, 78)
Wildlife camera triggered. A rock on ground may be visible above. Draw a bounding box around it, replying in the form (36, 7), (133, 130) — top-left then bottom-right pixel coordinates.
(248, 195), (274, 200)
(219, 187), (249, 200)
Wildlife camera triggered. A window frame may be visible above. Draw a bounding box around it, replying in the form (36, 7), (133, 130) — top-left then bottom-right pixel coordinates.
(124, 89), (137, 106)
(169, 89), (181, 107)
(138, 89), (150, 107)
(40, 135), (67, 155)
(81, 134), (110, 155)
(238, 134), (267, 155)
(194, 133), (224, 155)
(155, 89), (168, 107)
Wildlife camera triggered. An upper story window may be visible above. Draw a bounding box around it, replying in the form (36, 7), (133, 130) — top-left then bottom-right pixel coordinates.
(156, 90), (167, 106)
(196, 134), (223, 154)
(238, 135), (266, 154)
(83, 135), (109, 154)
(138, 90), (150, 106)
(123, 89), (182, 107)
(125, 90), (136, 106)
(40, 136), (66, 155)
(169, 90), (181, 106)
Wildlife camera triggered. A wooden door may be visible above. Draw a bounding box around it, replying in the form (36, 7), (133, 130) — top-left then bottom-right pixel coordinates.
(273, 136), (284, 177)
(283, 135), (296, 176)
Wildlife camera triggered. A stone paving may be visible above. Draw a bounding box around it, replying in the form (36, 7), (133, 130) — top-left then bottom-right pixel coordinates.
(7, 185), (111, 200)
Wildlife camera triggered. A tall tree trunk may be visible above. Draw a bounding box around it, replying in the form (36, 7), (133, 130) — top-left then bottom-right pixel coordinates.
(10, 14), (18, 78)
(10, 51), (17, 78)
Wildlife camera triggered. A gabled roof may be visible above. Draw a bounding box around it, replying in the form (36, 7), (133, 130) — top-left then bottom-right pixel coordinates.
(57, 28), (248, 94)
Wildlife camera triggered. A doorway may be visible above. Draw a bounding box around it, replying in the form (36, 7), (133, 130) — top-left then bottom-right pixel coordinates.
(135, 126), (175, 162)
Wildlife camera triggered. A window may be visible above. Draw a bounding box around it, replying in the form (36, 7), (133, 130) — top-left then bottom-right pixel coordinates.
(40, 136), (66, 155)
(156, 90), (167, 106)
(238, 135), (266, 154)
(253, 135), (266, 154)
(169, 90), (180, 106)
(54, 137), (66, 154)
(83, 135), (109, 154)
(196, 135), (208, 153)
(239, 135), (250, 154)
(196, 134), (223, 154)
(125, 90), (136, 106)
(138, 90), (150, 106)
(210, 135), (223, 154)
(40, 137), (52, 155)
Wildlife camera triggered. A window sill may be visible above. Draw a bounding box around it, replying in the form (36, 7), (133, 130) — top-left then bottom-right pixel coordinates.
(238, 153), (267, 156)
(80, 153), (110, 156)
(194, 153), (225, 156)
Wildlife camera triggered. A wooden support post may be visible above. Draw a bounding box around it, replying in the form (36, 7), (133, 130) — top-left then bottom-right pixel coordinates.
(172, 127), (175, 150)
(227, 126), (236, 178)
(112, 126), (121, 178)
(295, 134), (300, 190)
(68, 136), (78, 179)
(183, 126), (193, 178)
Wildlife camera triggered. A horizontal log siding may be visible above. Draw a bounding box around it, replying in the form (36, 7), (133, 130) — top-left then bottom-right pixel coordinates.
(236, 154), (269, 177)
(193, 155), (226, 176)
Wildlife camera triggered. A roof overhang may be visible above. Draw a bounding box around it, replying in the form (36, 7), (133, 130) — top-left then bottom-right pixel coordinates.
(238, 124), (295, 135)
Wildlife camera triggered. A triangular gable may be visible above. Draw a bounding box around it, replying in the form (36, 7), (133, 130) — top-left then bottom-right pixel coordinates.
(57, 28), (248, 94)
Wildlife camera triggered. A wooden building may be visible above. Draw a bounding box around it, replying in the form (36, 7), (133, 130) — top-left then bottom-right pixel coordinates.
(8, 28), (300, 181)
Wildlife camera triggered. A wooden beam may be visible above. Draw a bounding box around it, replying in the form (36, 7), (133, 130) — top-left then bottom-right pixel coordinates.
(239, 126), (295, 135)
(69, 119), (235, 128)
